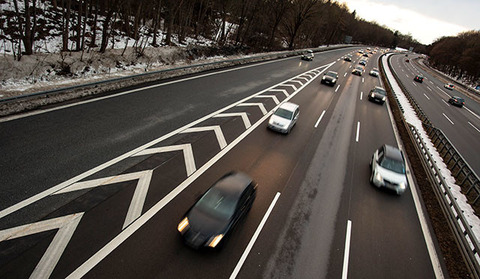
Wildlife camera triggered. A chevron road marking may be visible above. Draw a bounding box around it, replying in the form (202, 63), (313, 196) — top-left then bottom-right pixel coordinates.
(214, 112), (252, 129)
(290, 79), (304, 86)
(182, 126), (227, 149)
(0, 213), (84, 279)
(54, 170), (154, 229)
(282, 83), (298, 91)
(254, 95), (280, 105)
(268, 88), (289, 97)
(237, 102), (268, 115)
(134, 144), (196, 176)
(298, 77), (310, 82)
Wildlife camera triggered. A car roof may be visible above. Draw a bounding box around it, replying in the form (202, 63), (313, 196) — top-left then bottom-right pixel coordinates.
(452, 96), (464, 100)
(383, 145), (404, 161)
(212, 172), (252, 199)
(278, 102), (299, 111)
(326, 71), (338, 75)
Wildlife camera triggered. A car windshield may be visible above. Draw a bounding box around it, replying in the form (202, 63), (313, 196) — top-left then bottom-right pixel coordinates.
(380, 157), (405, 174)
(195, 187), (237, 220)
(356, 66), (363, 70)
(274, 108), (293, 120)
(326, 72), (337, 78)
(373, 88), (386, 95)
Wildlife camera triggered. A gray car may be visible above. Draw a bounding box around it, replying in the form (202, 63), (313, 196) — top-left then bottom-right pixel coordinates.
(321, 71), (338, 86)
(368, 86), (387, 104)
(267, 102), (299, 134)
(370, 145), (408, 195)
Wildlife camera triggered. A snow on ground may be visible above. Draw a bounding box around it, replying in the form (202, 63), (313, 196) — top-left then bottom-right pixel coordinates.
(382, 54), (480, 240)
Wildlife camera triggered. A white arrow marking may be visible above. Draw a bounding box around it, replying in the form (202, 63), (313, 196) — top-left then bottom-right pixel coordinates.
(182, 126), (227, 149)
(134, 145), (196, 176)
(268, 89), (289, 97)
(0, 213), (84, 279)
(214, 112), (252, 129)
(254, 95), (280, 104)
(282, 83), (298, 90)
(237, 102), (268, 115)
(54, 170), (153, 229)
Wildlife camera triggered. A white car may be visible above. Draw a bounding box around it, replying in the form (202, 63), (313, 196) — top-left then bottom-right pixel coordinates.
(369, 68), (379, 77)
(444, 83), (455, 90)
(267, 102), (299, 134)
(370, 145), (408, 195)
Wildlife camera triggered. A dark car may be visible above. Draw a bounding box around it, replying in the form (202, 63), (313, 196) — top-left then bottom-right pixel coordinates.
(359, 59), (367, 66)
(321, 71), (338, 86)
(344, 55), (352, 62)
(448, 96), (465, 107)
(177, 172), (257, 249)
(301, 50), (314, 61)
(368, 86), (387, 104)
(414, 75), (424, 83)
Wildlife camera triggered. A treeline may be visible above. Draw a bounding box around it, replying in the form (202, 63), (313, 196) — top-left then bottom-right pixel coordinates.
(1, 0), (424, 60)
(427, 31), (480, 85)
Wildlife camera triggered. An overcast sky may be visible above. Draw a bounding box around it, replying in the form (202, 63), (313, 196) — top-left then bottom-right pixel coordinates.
(339, 0), (480, 45)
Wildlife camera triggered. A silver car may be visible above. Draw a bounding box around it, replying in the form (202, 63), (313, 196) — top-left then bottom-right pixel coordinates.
(267, 102), (299, 134)
(370, 145), (408, 195)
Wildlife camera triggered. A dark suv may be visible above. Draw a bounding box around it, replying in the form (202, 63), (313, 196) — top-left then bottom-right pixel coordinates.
(414, 75), (424, 83)
(321, 71), (338, 86)
(368, 86), (387, 105)
(448, 96), (465, 107)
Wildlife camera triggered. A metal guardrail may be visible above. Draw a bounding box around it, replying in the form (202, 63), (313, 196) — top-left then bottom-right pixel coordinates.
(0, 45), (350, 105)
(384, 53), (480, 278)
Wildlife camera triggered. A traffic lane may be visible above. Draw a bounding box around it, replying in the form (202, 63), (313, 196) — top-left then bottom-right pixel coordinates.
(82, 62), (342, 278)
(390, 57), (480, 174)
(0, 48), (356, 211)
(349, 99), (435, 278)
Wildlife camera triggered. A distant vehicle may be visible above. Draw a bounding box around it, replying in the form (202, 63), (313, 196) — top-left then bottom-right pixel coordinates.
(178, 172), (257, 249)
(368, 86), (387, 104)
(405, 59), (409, 62)
(369, 68), (379, 77)
(414, 75), (424, 83)
(363, 53), (369, 57)
(344, 55), (352, 62)
(268, 102), (299, 134)
(358, 49), (364, 54)
(321, 71), (338, 86)
(359, 59), (367, 66)
(301, 50), (314, 61)
(352, 66), (364, 76)
(448, 96), (465, 107)
(370, 145), (408, 195)
(444, 83), (455, 90)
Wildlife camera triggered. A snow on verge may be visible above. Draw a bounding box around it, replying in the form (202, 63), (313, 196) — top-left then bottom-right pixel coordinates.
(382, 54), (480, 239)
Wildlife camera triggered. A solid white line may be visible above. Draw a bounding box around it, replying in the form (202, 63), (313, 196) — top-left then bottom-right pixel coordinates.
(442, 113), (454, 125)
(355, 121), (360, 142)
(335, 85), (341, 92)
(314, 110), (326, 128)
(465, 107), (480, 120)
(229, 192), (281, 279)
(423, 94), (430, 100)
(341, 220), (352, 279)
(468, 122), (480, 134)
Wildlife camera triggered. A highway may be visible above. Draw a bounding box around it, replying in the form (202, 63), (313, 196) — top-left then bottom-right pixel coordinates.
(0, 48), (440, 278)
(388, 54), (480, 175)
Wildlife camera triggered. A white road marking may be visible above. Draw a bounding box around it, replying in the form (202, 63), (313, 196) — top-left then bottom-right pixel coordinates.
(344, 72), (347, 77)
(427, 87), (432, 91)
(290, 79), (304, 86)
(412, 82), (417, 87)
(341, 220), (352, 279)
(464, 107), (480, 120)
(229, 192), (281, 279)
(360, 92), (363, 100)
(135, 145), (196, 175)
(182, 126), (228, 149)
(430, 81), (434, 84)
(442, 113), (454, 125)
(406, 74), (409, 78)
(237, 102), (268, 115)
(314, 110), (326, 128)
(282, 83), (298, 91)
(298, 77), (310, 82)
(0, 213), (84, 279)
(335, 85), (341, 92)
(215, 112), (252, 129)
(362, 77), (364, 83)
(423, 94), (430, 100)
(468, 122), (480, 134)
(442, 99), (450, 106)
(355, 121), (360, 142)
(268, 88), (289, 97)
(254, 95), (280, 105)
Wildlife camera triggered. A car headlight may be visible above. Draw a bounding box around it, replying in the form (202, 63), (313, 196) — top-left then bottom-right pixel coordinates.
(177, 217), (189, 234)
(382, 96), (386, 101)
(207, 234), (224, 248)
(332, 79), (336, 83)
(375, 171), (383, 183)
(371, 93), (375, 98)
(399, 182), (406, 190)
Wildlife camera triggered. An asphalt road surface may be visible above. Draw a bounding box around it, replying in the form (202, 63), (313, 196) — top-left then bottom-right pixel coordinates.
(0, 48), (442, 278)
